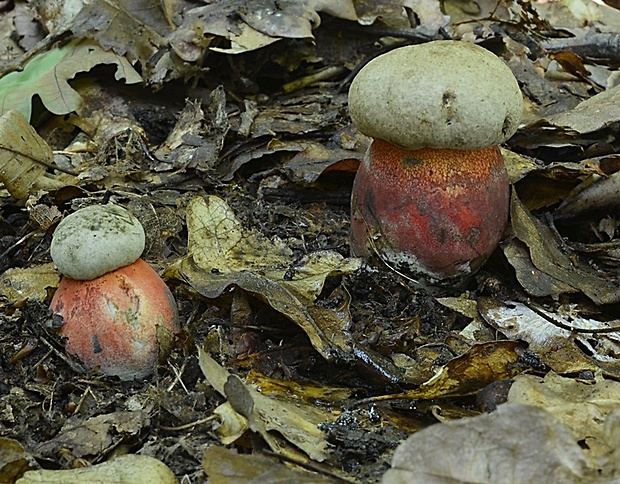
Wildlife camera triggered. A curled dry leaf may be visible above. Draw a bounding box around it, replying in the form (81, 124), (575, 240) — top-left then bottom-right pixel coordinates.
(554, 170), (620, 221)
(478, 297), (620, 378)
(198, 346), (332, 462)
(506, 190), (620, 304)
(165, 195), (361, 361)
(367, 341), (529, 403)
(0, 111), (76, 200)
(170, 0), (358, 57)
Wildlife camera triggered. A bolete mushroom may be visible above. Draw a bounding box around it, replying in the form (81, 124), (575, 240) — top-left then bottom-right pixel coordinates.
(347, 41), (523, 289)
(50, 204), (179, 380)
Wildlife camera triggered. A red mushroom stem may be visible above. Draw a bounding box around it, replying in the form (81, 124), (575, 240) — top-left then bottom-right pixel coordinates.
(51, 258), (179, 380)
(350, 139), (510, 283)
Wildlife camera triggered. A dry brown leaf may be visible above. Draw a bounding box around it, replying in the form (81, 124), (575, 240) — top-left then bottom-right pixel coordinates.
(478, 297), (620, 378)
(35, 411), (150, 457)
(508, 372), (620, 470)
(0, 111), (75, 200)
(203, 445), (336, 483)
(16, 455), (177, 484)
(69, 0), (172, 83)
(382, 404), (592, 484)
(165, 195), (361, 361)
(508, 190), (620, 304)
(544, 83), (620, 134)
(0, 263), (59, 304)
(366, 341), (528, 403)
(0, 438), (36, 482)
(198, 347), (333, 461)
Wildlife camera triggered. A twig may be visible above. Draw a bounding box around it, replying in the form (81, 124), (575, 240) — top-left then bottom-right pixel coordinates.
(541, 32), (620, 62)
(159, 414), (217, 431)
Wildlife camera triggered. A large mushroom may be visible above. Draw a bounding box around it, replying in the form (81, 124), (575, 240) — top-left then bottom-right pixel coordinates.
(348, 41), (523, 289)
(50, 204), (179, 380)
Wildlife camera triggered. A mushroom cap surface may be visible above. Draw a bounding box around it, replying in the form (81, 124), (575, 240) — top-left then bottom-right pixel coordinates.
(51, 204), (145, 280)
(348, 41), (523, 150)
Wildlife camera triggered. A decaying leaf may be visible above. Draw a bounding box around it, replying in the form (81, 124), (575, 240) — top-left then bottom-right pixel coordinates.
(407, 341), (528, 399)
(402, 0), (450, 35)
(0, 437), (36, 482)
(507, 190), (620, 304)
(542, 82), (620, 135)
(16, 454), (177, 484)
(554, 170), (620, 222)
(382, 404), (594, 484)
(198, 347), (334, 462)
(154, 93), (230, 175)
(363, 341), (529, 404)
(478, 297), (620, 378)
(35, 411), (150, 457)
(203, 444), (336, 483)
(165, 195), (361, 361)
(212, 402), (249, 445)
(0, 39), (141, 120)
(0, 111), (76, 200)
(67, 0), (190, 84)
(170, 0), (358, 57)
(0, 263), (58, 304)
(508, 372), (620, 469)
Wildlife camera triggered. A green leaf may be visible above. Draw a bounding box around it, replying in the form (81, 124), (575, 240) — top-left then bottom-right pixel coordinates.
(0, 39), (142, 120)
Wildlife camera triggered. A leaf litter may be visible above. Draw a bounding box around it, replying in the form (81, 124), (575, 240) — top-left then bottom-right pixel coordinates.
(2, 0), (620, 482)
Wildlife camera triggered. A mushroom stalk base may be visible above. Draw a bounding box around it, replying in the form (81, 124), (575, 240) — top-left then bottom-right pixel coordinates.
(350, 139), (510, 290)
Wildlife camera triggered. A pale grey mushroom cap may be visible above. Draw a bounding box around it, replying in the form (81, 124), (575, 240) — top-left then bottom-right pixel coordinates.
(51, 204), (145, 280)
(348, 41), (523, 151)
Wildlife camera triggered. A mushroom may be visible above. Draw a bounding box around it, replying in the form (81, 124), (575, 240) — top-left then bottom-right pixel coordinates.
(49, 204), (179, 380)
(347, 41), (523, 289)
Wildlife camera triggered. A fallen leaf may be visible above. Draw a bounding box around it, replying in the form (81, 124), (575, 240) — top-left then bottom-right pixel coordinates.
(0, 111), (75, 199)
(69, 0), (174, 83)
(382, 404), (593, 484)
(0, 39), (141, 120)
(198, 347), (333, 461)
(508, 190), (620, 304)
(35, 411), (150, 457)
(554, 171), (620, 221)
(544, 83), (620, 134)
(365, 341), (529, 403)
(212, 402), (249, 445)
(478, 297), (620, 378)
(508, 372), (620, 468)
(203, 444), (336, 483)
(165, 196), (361, 361)
(0, 438), (36, 482)
(0, 263), (59, 304)
(16, 454), (177, 484)
(172, 0), (358, 56)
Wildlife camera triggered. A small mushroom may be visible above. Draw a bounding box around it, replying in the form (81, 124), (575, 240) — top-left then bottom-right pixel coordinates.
(50, 204), (179, 380)
(347, 41), (523, 289)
